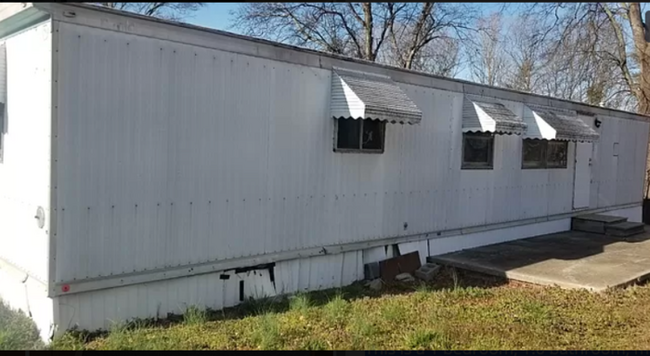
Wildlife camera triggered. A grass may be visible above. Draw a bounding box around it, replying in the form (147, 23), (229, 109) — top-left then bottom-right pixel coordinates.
(38, 267), (650, 350)
(0, 300), (44, 350)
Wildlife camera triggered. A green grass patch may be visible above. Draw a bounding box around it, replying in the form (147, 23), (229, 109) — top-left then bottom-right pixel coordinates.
(50, 270), (650, 350)
(251, 313), (282, 350)
(183, 306), (208, 326)
(0, 301), (44, 350)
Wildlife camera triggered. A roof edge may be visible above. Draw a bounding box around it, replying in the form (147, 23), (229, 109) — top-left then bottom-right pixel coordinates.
(0, 3), (50, 40)
(33, 2), (650, 123)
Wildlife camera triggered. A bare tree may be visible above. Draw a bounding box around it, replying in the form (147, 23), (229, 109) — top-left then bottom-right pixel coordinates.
(503, 13), (549, 93)
(467, 13), (507, 87)
(520, 3), (650, 194)
(88, 3), (205, 20)
(385, 3), (476, 70)
(230, 2), (477, 70)
(411, 36), (461, 77)
(519, 3), (643, 110)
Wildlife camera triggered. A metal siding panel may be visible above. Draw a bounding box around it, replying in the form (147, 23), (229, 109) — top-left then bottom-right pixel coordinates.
(54, 22), (649, 285)
(0, 22), (51, 282)
(57, 270), (234, 332)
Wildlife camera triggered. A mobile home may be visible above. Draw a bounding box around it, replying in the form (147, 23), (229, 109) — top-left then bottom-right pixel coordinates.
(1, 3), (648, 340)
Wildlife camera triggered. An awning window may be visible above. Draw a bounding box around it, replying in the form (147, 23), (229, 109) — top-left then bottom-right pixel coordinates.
(330, 67), (422, 125)
(462, 95), (526, 135)
(524, 105), (599, 142)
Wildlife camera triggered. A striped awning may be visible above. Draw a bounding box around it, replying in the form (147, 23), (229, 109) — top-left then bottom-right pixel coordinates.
(524, 105), (600, 142)
(330, 67), (422, 125)
(462, 95), (527, 135)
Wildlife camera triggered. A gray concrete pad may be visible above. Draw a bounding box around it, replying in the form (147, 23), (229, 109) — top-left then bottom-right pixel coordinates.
(429, 227), (650, 292)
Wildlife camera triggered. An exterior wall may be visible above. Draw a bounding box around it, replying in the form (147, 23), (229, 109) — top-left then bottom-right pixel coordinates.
(53, 21), (648, 287)
(0, 21), (52, 283)
(590, 115), (648, 209)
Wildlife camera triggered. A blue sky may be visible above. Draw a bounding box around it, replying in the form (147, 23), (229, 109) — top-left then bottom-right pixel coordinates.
(185, 3), (240, 31)
(184, 3), (512, 34)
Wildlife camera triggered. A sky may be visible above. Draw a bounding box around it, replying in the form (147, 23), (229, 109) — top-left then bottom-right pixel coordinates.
(183, 3), (512, 35)
(185, 3), (241, 32)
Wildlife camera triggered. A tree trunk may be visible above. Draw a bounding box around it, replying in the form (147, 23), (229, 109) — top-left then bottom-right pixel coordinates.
(362, 3), (374, 61)
(627, 3), (650, 197)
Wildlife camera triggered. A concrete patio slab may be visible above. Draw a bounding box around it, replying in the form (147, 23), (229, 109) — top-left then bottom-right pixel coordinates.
(429, 227), (650, 292)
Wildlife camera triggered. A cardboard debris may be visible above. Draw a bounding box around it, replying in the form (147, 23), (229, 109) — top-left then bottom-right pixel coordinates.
(379, 251), (422, 281)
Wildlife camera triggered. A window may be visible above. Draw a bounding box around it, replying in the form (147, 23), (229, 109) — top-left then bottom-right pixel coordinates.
(522, 139), (545, 169)
(522, 139), (568, 169)
(335, 118), (385, 153)
(462, 132), (494, 169)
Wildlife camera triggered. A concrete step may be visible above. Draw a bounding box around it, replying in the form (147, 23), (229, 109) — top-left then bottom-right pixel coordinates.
(571, 214), (628, 234)
(605, 221), (646, 237)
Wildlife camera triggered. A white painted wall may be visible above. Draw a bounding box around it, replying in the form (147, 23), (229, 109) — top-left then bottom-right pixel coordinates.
(0, 21), (53, 341)
(590, 115), (648, 209)
(0, 21), (52, 283)
(53, 22), (649, 285)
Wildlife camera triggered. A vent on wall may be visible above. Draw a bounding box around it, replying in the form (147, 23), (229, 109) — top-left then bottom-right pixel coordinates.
(613, 142), (619, 157)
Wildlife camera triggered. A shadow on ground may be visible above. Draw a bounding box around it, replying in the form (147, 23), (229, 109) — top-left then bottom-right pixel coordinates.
(429, 226), (650, 291)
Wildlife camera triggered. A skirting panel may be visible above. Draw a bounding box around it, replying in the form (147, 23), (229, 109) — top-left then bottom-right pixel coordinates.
(606, 206), (642, 222)
(428, 219), (572, 257)
(54, 251), (364, 334)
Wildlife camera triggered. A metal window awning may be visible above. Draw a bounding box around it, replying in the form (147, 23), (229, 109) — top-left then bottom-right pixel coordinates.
(462, 95), (527, 135)
(330, 67), (422, 125)
(524, 105), (600, 142)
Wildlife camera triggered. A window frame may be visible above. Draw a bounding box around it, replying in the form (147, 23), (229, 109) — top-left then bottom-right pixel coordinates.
(461, 132), (495, 170)
(521, 139), (569, 169)
(334, 118), (386, 154)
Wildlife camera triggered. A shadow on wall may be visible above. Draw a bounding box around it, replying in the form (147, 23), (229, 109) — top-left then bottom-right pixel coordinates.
(0, 300), (44, 350)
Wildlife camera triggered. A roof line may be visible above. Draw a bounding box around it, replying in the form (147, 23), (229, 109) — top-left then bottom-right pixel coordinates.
(29, 2), (650, 121)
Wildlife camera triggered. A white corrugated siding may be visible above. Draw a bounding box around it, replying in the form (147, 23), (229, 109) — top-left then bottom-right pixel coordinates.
(54, 22), (649, 284)
(0, 21), (52, 282)
(55, 251), (363, 332)
(590, 116), (648, 209)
